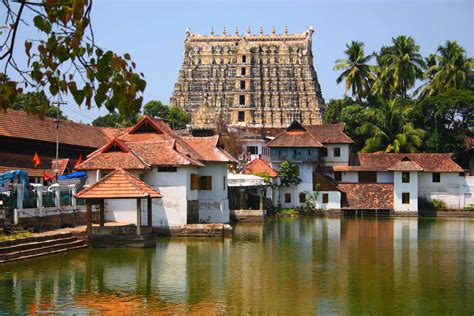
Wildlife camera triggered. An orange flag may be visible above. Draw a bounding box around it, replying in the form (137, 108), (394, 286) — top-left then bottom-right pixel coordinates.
(33, 152), (41, 167)
(74, 154), (83, 168)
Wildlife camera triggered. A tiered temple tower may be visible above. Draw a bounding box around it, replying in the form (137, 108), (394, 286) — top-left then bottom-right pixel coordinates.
(170, 26), (325, 129)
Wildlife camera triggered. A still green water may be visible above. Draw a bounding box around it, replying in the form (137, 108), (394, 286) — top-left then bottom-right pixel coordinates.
(0, 217), (473, 315)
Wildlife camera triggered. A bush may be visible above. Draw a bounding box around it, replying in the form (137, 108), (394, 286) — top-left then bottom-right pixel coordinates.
(464, 204), (474, 211)
(277, 208), (299, 217)
(432, 199), (448, 211)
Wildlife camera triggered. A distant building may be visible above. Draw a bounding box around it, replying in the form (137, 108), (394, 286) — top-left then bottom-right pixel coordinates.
(76, 116), (236, 227)
(256, 120), (473, 213)
(170, 26), (324, 129)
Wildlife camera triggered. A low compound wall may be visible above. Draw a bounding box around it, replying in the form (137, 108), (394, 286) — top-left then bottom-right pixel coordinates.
(230, 209), (265, 222)
(14, 206), (99, 230)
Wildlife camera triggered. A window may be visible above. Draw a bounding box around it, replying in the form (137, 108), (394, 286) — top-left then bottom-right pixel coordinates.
(246, 146), (258, 155)
(242, 55), (247, 63)
(402, 172), (410, 183)
(241, 67), (246, 76)
(307, 150), (311, 156)
(358, 171), (377, 183)
(334, 147), (341, 157)
(199, 176), (212, 190)
(402, 192), (410, 204)
(293, 149), (297, 156)
(432, 173), (441, 183)
(285, 193), (291, 203)
(239, 95), (245, 105)
(334, 171), (342, 182)
(240, 80), (246, 90)
(223, 176), (226, 191)
(158, 167), (177, 172)
(293, 166), (300, 176)
(299, 192), (306, 203)
(191, 173), (199, 190)
(238, 111), (245, 122)
(322, 193), (329, 204)
(321, 147), (328, 157)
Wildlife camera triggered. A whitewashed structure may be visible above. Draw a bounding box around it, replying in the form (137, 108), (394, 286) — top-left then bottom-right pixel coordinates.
(261, 120), (473, 213)
(77, 116), (236, 227)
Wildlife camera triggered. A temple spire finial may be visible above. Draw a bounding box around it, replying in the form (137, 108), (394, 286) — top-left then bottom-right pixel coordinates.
(259, 26), (264, 35)
(272, 26), (276, 35)
(210, 27), (214, 36)
(247, 26), (251, 35)
(284, 26), (288, 35)
(235, 27), (239, 36)
(223, 27), (227, 36)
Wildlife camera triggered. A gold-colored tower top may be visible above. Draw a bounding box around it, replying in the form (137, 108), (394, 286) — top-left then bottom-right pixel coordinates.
(170, 26), (324, 129)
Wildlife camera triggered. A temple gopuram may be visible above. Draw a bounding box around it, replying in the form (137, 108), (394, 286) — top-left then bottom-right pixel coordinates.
(170, 26), (325, 129)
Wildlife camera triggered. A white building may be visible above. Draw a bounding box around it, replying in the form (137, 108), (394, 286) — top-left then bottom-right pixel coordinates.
(77, 116), (236, 227)
(261, 120), (472, 213)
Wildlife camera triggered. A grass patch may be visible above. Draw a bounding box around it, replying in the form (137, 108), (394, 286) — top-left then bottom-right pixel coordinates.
(0, 232), (33, 242)
(277, 208), (299, 217)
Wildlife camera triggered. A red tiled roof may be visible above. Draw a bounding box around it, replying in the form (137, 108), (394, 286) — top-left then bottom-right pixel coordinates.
(338, 183), (393, 210)
(314, 173), (339, 191)
(266, 121), (323, 148)
(333, 153), (463, 173)
(182, 136), (237, 163)
(0, 109), (114, 148)
(0, 153), (69, 177)
(305, 123), (354, 144)
(243, 158), (278, 177)
(75, 168), (162, 199)
(388, 158), (423, 171)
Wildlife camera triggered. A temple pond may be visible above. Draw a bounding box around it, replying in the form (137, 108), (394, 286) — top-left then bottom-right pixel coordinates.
(1, 217), (473, 314)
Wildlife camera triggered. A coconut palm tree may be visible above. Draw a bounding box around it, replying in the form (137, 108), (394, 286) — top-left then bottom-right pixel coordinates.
(420, 41), (473, 97)
(357, 98), (426, 153)
(333, 41), (374, 101)
(373, 36), (425, 98)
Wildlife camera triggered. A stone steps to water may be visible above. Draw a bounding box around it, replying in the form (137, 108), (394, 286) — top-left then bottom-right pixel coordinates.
(0, 232), (88, 264)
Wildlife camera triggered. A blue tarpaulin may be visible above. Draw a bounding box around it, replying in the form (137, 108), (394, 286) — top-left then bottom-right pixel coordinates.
(58, 171), (87, 180)
(0, 170), (29, 202)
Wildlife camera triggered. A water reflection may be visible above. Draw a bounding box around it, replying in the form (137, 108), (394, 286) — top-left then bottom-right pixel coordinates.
(0, 218), (473, 314)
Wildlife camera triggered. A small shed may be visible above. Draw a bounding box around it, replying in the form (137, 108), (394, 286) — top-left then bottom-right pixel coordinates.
(75, 168), (162, 245)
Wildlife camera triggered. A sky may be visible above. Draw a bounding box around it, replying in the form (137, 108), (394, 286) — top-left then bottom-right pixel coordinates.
(6, 0), (474, 123)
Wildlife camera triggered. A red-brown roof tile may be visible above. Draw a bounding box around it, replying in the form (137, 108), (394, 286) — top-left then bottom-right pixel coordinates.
(75, 168), (162, 199)
(333, 153), (463, 173)
(267, 121), (323, 148)
(182, 136), (237, 163)
(243, 158), (278, 177)
(388, 159), (423, 171)
(338, 183), (393, 210)
(0, 109), (113, 148)
(305, 123), (354, 144)
(0, 153), (69, 177)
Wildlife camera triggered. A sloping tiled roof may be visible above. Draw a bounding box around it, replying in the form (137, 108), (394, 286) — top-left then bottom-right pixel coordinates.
(338, 183), (393, 210)
(0, 109), (114, 148)
(466, 137), (474, 150)
(305, 123), (354, 144)
(388, 159), (423, 171)
(75, 168), (162, 199)
(266, 121), (323, 148)
(333, 153), (463, 173)
(314, 173), (339, 191)
(243, 158), (278, 177)
(182, 136), (237, 163)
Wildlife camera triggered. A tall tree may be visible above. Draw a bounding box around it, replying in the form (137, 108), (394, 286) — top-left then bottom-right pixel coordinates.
(13, 91), (67, 119)
(92, 112), (139, 128)
(357, 98), (426, 153)
(373, 36), (425, 98)
(143, 100), (190, 129)
(333, 41), (374, 101)
(421, 41), (473, 97)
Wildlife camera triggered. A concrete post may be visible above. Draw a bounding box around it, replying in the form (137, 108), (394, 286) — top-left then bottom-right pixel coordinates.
(259, 189), (264, 211)
(70, 186), (77, 209)
(147, 198), (152, 227)
(239, 189), (246, 210)
(86, 200), (92, 237)
(14, 184), (23, 210)
(136, 198), (142, 236)
(55, 188), (61, 209)
(99, 199), (105, 227)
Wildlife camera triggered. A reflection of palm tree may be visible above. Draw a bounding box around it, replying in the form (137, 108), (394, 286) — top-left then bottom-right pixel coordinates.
(357, 99), (426, 153)
(334, 41), (374, 101)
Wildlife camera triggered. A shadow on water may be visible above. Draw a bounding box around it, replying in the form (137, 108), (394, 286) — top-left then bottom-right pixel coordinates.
(0, 217), (473, 314)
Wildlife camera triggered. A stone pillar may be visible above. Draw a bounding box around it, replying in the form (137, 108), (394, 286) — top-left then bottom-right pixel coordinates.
(86, 201), (92, 237)
(136, 198), (142, 236)
(239, 189), (246, 210)
(259, 189), (265, 211)
(99, 199), (105, 227)
(55, 187), (61, 209)
(70, 187), (77, 209)
(147, 198), (152, 227)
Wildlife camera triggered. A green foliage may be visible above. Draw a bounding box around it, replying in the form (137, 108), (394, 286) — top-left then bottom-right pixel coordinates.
(333, 41), (374, 100)
(13, 91), (67, 119)
(432, 199), (448, 211)
(357, 98), (426, 153)
(279, 161), (301, 187)
(1, 1), (146, 117)
(464, 204), (474, 211)
(143, 100), (190, 129)
(277, 208), (299, 216)
(301, 186), (321, 215)
(254, 171), (272, 184)
(92, 112), (139, 128)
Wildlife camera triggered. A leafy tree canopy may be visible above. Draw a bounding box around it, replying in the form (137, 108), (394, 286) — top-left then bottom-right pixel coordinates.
(92, 112), (139, 128)
(279, 161), (301, 187)
(143, 100), (190, 129)
(0, 0), (146, 117)
(12, 91), (67, 119)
